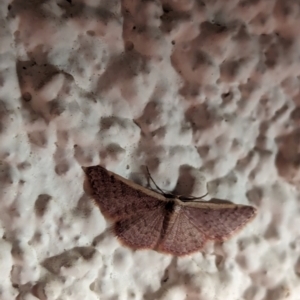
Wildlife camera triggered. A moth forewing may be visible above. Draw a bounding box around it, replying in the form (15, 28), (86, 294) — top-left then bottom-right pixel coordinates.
(180, 199), (257, 242)
(83, 165), (167, 201)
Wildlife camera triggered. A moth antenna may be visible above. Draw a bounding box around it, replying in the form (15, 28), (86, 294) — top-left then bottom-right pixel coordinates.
(145, 166), (165, 195)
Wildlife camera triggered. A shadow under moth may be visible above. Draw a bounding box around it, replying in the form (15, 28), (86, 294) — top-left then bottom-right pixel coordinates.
(83, 165), (257, 256)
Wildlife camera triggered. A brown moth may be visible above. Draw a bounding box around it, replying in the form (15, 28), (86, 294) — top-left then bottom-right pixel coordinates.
(83, 165), (257, 256)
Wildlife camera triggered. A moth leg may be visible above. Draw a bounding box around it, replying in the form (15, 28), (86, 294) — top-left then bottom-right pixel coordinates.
(145, 166), (166, 195)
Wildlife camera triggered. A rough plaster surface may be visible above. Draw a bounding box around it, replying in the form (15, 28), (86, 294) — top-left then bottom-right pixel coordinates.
(0, 0), (300, 299)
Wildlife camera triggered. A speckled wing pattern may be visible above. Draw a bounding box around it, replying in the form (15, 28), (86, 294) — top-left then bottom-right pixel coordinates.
(182, 203), (256, 241)
(157, 206), (206, 256)
(114, 207), (165, 249)
(83, 165), (166, 221)
(83, 165), (257, 256)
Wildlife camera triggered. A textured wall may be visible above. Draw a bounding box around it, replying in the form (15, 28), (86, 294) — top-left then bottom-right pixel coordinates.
(0, 0), (299, 299)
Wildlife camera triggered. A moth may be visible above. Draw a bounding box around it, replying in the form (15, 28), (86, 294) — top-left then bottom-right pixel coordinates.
(83, 165), (257, 256)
